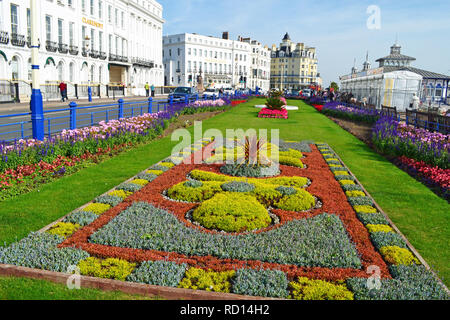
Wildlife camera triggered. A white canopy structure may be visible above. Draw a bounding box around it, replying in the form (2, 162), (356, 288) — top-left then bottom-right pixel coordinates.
(340, 68), (422, 111)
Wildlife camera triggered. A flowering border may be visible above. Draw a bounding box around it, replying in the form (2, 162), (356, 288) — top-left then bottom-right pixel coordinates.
(59, 143), (391, 282)
(1, 139), (448, 299)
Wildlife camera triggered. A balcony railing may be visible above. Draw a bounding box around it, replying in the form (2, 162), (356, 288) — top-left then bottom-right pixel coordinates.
(89, 50), (99, 58)
(82, 48), (88, 57)
(58, 43), (68, 54)
(0, 31), (9, 44)
(109, 53), (118, 61)
(131, 57), (154, 68)
(11, 33), (26, 47)
(69, 45), (79, 55)
(26, 37), (41, 48)
(99, 51), (107, 60)
(45, 40), (58, 52)
(119, 55), (128, 63)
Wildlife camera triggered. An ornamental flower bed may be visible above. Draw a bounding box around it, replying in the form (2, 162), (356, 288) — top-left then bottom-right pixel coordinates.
(373, 117), (449, 170)
(0, 100), (231, 201)
(322, 102), (381, 124)
(258, 94), (289, 119)
(231, 100), (247, 106)
(258, 108), (288, 119)
(394, 156), (450, 200)
(1, 138), (448, 300)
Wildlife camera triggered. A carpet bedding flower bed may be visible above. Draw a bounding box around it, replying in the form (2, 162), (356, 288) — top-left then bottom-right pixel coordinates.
(0, 138), (448, 300)
(0, 99), (233, 202)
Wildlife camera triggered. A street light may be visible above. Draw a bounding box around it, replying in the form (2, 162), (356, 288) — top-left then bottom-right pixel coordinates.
(30, 0), (44, 140)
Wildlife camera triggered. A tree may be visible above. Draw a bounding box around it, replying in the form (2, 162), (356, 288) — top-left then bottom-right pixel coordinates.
(330, 82), (339, 92)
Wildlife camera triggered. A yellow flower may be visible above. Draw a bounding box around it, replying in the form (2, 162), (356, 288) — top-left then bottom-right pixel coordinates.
(346, 190), (366, 197)
(366, 224), (393, 233)
(108, 190), (132, 199)
(380, 246), (420, 265)
(82, 203), (111, 215)
(147, 170), (164, 176)
(47, 222), (81, 239)
(289, 277), (354, 300)
(334, 171), (349, 176)
(354, 205), (377, 213)
(130, 179), (149, 186)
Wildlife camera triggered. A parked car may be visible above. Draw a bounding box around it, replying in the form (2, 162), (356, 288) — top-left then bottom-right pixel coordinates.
(301, 89), (312, 98)
(203, 88), (220, 98)
(169, 87), (198, 102)
(223, 88), (234, 95)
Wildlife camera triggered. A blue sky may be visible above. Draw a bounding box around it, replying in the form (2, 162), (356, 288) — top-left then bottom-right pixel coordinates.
(158, 0), (450, 87)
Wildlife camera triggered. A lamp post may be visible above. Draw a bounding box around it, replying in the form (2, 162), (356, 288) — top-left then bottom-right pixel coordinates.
(30, 0), (44, 141)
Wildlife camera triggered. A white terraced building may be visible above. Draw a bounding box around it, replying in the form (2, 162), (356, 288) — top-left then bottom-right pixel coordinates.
(163, 32), (271, 92)
(0, 0), (164, 102)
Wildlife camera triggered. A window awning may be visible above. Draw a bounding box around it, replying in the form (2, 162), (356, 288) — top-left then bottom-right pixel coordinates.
(45, 57), (55, 66)
(0, 50), (7, 62)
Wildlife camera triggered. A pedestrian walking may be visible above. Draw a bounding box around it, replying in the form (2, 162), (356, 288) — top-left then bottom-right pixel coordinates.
(151, 84), (155, 97)
(59, 81), (68, 102)
(145, 82), (150, 97)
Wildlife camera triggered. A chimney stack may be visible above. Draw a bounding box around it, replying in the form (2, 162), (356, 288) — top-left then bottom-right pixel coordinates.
(222, 31), (229, 40)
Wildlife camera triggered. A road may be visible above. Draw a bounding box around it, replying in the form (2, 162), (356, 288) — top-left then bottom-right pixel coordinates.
(0, 95), (169, 142)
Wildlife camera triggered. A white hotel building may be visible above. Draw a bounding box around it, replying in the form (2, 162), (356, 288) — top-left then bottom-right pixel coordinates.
(163, 32), (271, 92)
(0, 0), (164, 102)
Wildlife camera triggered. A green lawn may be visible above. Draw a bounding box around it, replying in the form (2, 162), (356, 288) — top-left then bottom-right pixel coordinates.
(0, 276), (158, 300)
(1, 98), (448, 298)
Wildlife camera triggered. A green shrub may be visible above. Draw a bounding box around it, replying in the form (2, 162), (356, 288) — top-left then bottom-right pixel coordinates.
(78, 257), (136, 281)
(219, 164), (280, 178)
(116, 183), (142, 193)
(232, 269), (289, 298)
(353, 205), (377, 214)
(149, 164), (169, 172)
(221, 181), (255, 193)
(366, 224), (394, 233)
(168, 181), (222, 202)
(275, 186), (297, 196)
(380, 246), (420, 266)
(127, 260), (187, 287)
(192, 193), (271, 232)
(279, 149), (303, 159)
(289, 277), (354, 300)
(370, 232), (408, 250)
(265, 97), (286, 110)
(136, 172), (158, 182)
(178, 268), (235, 293)
(346, 190), (366, 197)
(82, 203), (111, 215)
(64, 211), (98, 227)
(108, 189), (133, 199)
(341, 184), (363, 192)
(47, 222), (81, 239)
(95, 195), (123, 207)
(184, 180), (204, 188)
(348, 196), (374, 206)
(274, 189), (316, 211)
(347, 265), (449, 300)
(335, 175), (356, 181)
(279, 156), (304, 168)
(130, 179), (149, 186)
(356, 212), (389, 225)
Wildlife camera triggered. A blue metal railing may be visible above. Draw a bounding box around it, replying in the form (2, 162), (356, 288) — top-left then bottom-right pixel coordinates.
(337, 100), (450, 134)
(0, 92), (249, 143)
